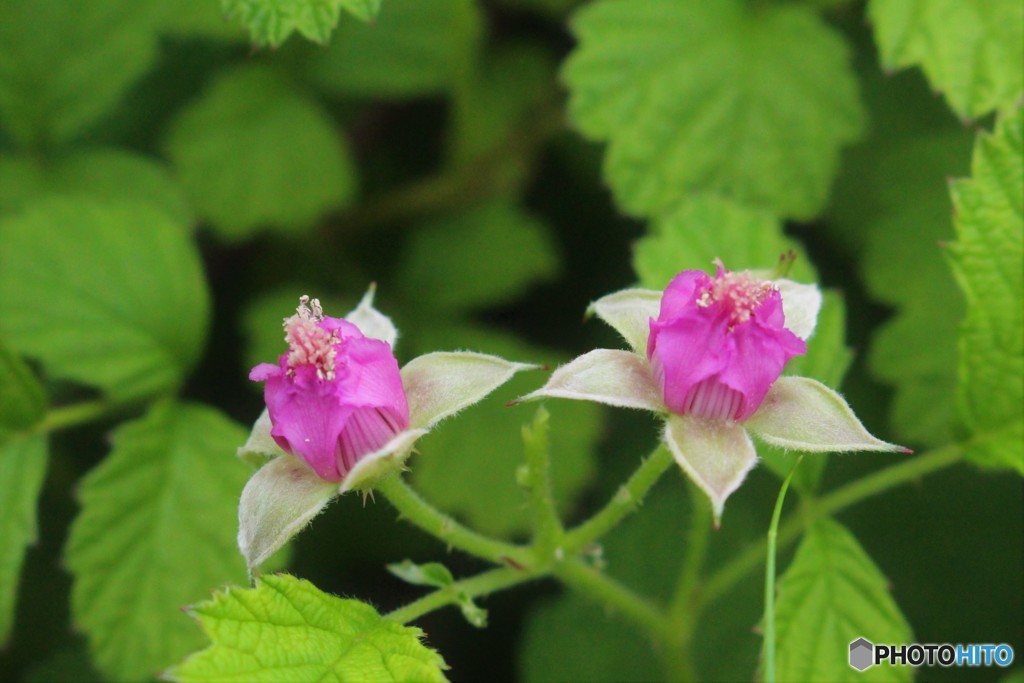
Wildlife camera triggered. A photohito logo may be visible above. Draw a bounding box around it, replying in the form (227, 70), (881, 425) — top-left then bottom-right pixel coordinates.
(849, 638), (1015, 671)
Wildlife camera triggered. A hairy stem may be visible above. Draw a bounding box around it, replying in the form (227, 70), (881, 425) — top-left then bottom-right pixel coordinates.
(376, 474), (531, 567)
(553, 558), (671, 640)
(701, 444), (963, 608)
(386, 567), (534, 624)
(564, 445), (674, 553)
(523, 408), (565, 558)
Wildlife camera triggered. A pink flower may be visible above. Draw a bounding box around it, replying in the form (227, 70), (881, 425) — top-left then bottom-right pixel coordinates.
(647, 265), (807, 421)
(237, 287), (536, 570)
(249, 296), (410, 482)
(520, 261), (904, 522)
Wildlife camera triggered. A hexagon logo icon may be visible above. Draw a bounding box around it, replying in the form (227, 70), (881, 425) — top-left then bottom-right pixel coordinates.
(849, 638), (874, 671)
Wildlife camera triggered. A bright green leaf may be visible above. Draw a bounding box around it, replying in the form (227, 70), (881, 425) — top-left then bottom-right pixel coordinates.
(221, 0), (381, 47)
(773, 518), (913, 682)
(386, 560), (454, 588)
(0, 149), (193, 227)
(408, 325), (599, 538)
(563, 0), (864, 219)
(65, 402), (251, 681)
(164, 66), (357, 241)
(869, 0), (1023, 120)
(0, 198), (208, 401)
(0, 433), (47, 645)
(167, 573), (448, 682)
(397, 202), (559, 311)
(856, 131), (973, 446)
(0, 340), (46, 436)
(0, 0), (161, 146)
(305, 0), (481, 98)
(635, 194), (817, 288)
(948, 108), (1024, 473)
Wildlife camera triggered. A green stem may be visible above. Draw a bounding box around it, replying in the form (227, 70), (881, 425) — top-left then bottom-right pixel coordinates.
(553, 558), (671, 640)
(701, 444), (963, 608)
(663, 482), (712, 682)
(386, 567), (534, 624)
(564, 445), (674, 553)
(763, 456), (803, 683)
(523, 408), (564, 558)
(375, 474), (531, 567)
(35, 400), (114, 434)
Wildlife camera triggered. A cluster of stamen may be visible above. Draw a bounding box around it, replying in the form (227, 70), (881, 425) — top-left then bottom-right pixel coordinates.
(696, 267), (775, 329)
(283, 295), (338, 380)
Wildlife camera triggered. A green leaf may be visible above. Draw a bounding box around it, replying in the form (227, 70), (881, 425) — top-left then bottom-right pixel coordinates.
(305, 0), (482, 98)
(0, 149), (194, 227)
(519, 594), (663, 683)
(948, 108), (1024, 473)
(563, 0), (864, 219)
(773, 518), (913, 682)
(397, 201), (559, 311)
(167, 573), (448, 682)
(0, 197), (209, 401)
(0, 433), (47, 645)
(447, 43), (556, 191)
(635, 194), (817, 288)
(869, 0), (1024, 120)
(0, 340), (46, 436)
(165, 66), (357, 241)
(0, 0), (161, 146)
(386, 560), (454, 588)
(65, 402), (251, 680)
(408, 325), (599, 538)
(221, 0), (381, 47)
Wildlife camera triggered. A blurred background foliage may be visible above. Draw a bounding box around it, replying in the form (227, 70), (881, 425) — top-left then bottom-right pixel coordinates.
(0, 0), (1020, 681)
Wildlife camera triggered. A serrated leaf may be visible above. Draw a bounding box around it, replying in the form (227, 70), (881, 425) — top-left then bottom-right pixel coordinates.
(0, 433), (47, 645)
(773, 518), (913, 682)
(408, 325), (599, 537)
(563, 0), (864, 219)
(869, 0), (1023, 120)
(305, 0), (481, 98)
(168, 573), (448, 682)
(0, 0), (161, 146)
(164, 66), (356, 241)
(387, 560), (454, 588)
(397, 201), (559, 311)
(0, 198), (208, 401)
(948, 108), (1024, 473)
(65, 402), (250, 681)
(858, 131), (974, 446)
(0, 340), (46, 436)
(634, 195), (817, 289)
(222, 0), (381, 47)
(0, 149), (193, 227)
